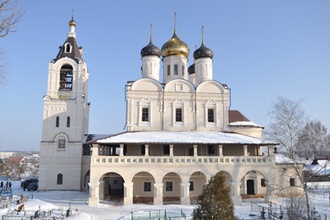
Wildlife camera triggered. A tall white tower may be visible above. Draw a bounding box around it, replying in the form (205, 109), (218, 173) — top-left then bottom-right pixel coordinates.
(39, 17), (90, 191)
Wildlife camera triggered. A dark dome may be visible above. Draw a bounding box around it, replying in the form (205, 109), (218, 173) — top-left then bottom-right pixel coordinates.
(188, 64), (195, 75)
(141, 41), (161, 57)
(193, 43), (214, 60)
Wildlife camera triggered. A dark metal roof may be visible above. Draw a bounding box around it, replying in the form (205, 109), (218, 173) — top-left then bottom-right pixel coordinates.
(53, 37), (82, 63)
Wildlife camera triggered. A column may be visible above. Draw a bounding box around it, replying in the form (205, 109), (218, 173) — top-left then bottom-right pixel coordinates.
(268, 145), (274, 156)
(120, 144), (124, 156)
(180, 182), (190, 205)
(153, 183), (163, 205)
(169, 144), (174, 157)
(193, 145), (198, 157)
(218, 145), (223, 156)
(243, 145), (248, 156)
(265, 181), (277, 203)
(231, 182), (242, 205)
(123, 182), (134, 205)
(145, 144), (149, 156)
(88, 182), (100, 206)
(99, 180), (105, 200)
(91, 144), (99, 156)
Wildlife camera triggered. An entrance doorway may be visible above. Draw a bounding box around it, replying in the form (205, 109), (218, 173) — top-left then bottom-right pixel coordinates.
(247, 180), (255, 195)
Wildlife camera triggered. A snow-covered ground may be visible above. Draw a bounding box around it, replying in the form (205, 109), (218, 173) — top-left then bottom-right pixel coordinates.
(1, 181), (330, 219)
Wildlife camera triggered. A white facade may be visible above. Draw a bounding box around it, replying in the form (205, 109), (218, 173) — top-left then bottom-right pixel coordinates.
(39, 18), (90, 191)
(39, 19), (302, 207)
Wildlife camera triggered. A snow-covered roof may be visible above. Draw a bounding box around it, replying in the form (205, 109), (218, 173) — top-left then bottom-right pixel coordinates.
(94, 131), (277, 145)
(274, 153), (306, 164)
(229, 121), (263, 128)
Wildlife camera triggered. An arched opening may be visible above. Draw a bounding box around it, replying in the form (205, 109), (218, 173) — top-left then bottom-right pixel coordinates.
(132, 172), (155, 204)
(189, 171), (207, 204)
(241, 170), (268, 200)
(83, 170), (90, 191)
(163, 172), (181, 204)
(99, 172), (124, 204)
(57, 173), (63, 185)
(59, 64), (73, 90)
(215, 171), (233, 186)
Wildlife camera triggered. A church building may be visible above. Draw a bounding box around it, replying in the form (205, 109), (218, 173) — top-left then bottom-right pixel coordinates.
(39, 18), (301, 207)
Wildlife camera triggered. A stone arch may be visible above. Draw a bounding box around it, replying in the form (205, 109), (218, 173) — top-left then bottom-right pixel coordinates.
(240, 170), (269, 200)
(215, 170), (233, 186)
(189, 171), (207, 204)
(99, 172), (125, 204)
(132, 171), (155, 204)
(163, 172), (181, 204)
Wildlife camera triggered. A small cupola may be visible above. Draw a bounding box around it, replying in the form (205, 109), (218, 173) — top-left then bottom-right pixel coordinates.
(140, 24), (161, 81)
(193, 42), (214, 60)
(141, 37), (161, 58)
(193, 26), (213, 60)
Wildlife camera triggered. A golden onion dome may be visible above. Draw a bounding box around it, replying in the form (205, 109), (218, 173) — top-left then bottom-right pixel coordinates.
(161, 29), (189, 58)
(69, 17), (76, 27)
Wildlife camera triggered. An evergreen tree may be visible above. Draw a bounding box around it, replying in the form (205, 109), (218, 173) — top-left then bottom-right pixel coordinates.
(192, 175), (235, 220)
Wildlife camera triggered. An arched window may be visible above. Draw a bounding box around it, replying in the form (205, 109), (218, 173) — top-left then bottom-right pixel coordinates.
(57, 173), (63, 185)
(59, 65), (73, 90)
(56, 116), (60, 127)
(64, 43), (72, 53)
(67, 116), (70, 127)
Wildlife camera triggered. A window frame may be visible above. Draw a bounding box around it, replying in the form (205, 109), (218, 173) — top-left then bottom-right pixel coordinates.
(58, 139), (66, 149)
(57, 173), (63, 185)
(175, 108), (183, 122)
(165, 181), (173, 192)
(144, 181), (152, 192)
(141, 107), (149, 122)
(290, 178), (295, 186)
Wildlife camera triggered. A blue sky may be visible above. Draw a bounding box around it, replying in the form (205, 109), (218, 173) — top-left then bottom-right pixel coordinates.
(1, 1), (329, 151)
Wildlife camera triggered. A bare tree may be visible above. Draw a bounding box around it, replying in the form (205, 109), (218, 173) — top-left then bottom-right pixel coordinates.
(297, 120), (330, 159)
(266, 97), (313, 220)
(0, 0), (22, 38)
(0, 0), (23, 85)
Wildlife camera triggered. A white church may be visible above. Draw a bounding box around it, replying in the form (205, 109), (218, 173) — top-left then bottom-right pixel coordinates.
(39, 17), (302, 206)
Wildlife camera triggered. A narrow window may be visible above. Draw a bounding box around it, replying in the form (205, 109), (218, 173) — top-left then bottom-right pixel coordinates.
(182, 66), (184, 76)
(189, 181), (194, 191)
(65, 43), (71, 53)
(165, 181), (173, 192)
(142, 107), (149, 122)
(174, 64), (178, 75)
(59, 65), (73, 90)
(163, 145), (170, 155)
(167, 65), (170, 76)
(56, 116), (60, 127)
(175, 108), (182, 122)
(290, 178), (295, 186)
(208, 108), (214, 122)
(67, 116), (70, 127)
(144, 182), (151, 192)
(261, 178), (266, 187)
(141, 145), (145, 155)
(57, 173), (63, 185)
(58, 139), (65, 149)
(208, 145), (214, 155)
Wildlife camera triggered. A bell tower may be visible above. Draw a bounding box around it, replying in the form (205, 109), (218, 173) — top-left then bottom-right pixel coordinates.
(39, 17), (90, 191)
